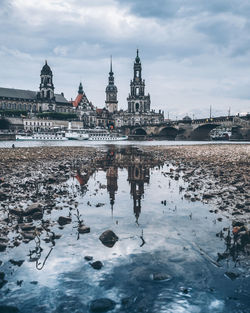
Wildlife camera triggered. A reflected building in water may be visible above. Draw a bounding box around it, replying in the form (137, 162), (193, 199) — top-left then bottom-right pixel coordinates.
(104, 147), (152, 222)
(106, 166), (118, 213)
(127, 154), (150, 223)
(76, 147), (160, 222)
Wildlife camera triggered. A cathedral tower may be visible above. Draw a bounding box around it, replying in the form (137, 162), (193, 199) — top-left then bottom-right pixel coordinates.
(127, 50), (150, 113)
(39, 60), (55, 100)
(105, 56), (118, 113)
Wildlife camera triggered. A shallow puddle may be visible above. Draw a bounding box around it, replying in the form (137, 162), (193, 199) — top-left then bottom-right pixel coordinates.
(0, 147), (249, 312)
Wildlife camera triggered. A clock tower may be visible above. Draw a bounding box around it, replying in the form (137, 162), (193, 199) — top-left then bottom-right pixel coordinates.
(105, 56), (118, 113)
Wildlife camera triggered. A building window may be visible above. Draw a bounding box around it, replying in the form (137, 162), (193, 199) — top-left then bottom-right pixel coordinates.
(136, 87), (139, 96)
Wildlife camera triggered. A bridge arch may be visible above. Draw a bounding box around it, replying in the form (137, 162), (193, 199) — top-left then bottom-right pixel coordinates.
(132, 127), (147, 136)
(191, 123), (221, 140)
(158, 126), (178, 140)
(0, 118), (11, 130)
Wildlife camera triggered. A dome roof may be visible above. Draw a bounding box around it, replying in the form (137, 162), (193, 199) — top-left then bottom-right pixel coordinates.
(183, 115), (192, 121)
(41, 60), (52, 75)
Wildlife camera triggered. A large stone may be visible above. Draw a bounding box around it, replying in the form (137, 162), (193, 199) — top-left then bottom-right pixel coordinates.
(0, 243), (7, 252)
(99, 230), (118, 248)
(20, 223), (35, 232)
(9, 259), (24, 267)
(9, 208), (23, 216)
(32, 211), (43, 220)
(47, 176), (57, 184)
(58, 216), (72, 226)
(89, 298), (116, 312)
(78, 225), (90, 234)
(23, 203), (43, 216)
(91, 261), (103, 270)
(21, 232), (36, 241)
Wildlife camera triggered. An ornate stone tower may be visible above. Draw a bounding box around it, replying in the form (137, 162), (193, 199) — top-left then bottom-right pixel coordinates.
(39, 60), (55, 100)
(105, 56), (118, 113)
(127, 50), (150, 113)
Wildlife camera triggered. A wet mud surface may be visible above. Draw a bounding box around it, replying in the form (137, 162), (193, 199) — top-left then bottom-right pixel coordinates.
(0, 144), (249, 312)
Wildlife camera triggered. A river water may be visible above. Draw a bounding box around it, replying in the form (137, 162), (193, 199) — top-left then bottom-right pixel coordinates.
(0, 139), (249, 149)
(0, 146), (249, 313)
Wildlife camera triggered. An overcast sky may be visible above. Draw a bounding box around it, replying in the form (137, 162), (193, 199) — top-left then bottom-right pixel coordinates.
(0, 0), (250, 118)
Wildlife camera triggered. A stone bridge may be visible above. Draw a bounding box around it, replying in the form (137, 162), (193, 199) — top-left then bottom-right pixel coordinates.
(122, 116), (250, 140)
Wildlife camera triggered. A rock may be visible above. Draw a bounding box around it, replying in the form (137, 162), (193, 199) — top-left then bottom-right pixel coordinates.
(151, 273), (171, 281)
(225, 272), (240, 280)
(236, 203), (244, 209)
(78, 225), (90, 234)
(91, 261), (103, 270)
(58, 216), (72, 226)
(21, 232), (36, 241)
(0, 305), (19, 313)
(32, 211), (43, 220)
(232, 221), (244, 227)
(23, 203), (42, 216)
(9, 259), (24, 267)
(0, 243), (7, 252)
(9, 208), (23, 216)
(84, 256), (93, 261)
(96, 203), (105, 207)
(89, 298), (116, 312)
(203, 193), (214, 199)
(0, 192), (8, 201)
(20, 223), (35, 232)
(47, 176), (57, 184)
(99, 230), (118, 248)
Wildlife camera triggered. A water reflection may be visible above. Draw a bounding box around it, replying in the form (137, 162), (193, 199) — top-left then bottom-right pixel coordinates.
(91, 147), (162, 223)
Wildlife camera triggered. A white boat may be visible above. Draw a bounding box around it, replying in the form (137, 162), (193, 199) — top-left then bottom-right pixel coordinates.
(210, 128), (232, 141)
(16, 132), (68, 141)
(87, 129), (128, 141)
(65, 129), (89, 140)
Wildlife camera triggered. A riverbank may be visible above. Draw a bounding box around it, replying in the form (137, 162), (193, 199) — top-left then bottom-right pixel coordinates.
(1, 144), (249, 232)
(0, 144), (249, 312)
(1, 144), (249, 219)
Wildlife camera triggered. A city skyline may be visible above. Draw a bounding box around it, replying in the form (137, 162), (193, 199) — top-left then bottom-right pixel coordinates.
(0, 0), (250, 119)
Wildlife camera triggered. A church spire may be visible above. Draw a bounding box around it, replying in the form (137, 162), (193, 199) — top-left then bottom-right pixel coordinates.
(110, 55), (113, 74)
(78, 82), (83, 94)
(105, 56), (118, 113)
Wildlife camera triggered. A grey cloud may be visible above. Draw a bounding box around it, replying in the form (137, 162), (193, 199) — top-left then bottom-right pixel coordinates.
(0, 0), (249, 117)
(116, 0), (250, 19)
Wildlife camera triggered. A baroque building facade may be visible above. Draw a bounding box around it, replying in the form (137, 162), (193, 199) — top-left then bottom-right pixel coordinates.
(113, 50), (164, 128)
(72, 82), (96, 127)
(0, 61), (72, 114)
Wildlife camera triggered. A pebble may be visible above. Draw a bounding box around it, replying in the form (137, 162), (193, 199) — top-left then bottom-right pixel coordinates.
(57, 216), (72, 226)
(91, 261), (103, 270)
(89, 298), (116, 312)
(78, 225), (90, 234)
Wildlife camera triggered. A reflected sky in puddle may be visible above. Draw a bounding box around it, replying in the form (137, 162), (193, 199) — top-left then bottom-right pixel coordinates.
(0, 147), (249, 312)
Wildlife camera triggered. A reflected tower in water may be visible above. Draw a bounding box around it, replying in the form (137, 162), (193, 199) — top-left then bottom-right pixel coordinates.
(106, 166), (118, 213)
(127, 153), (150, 223)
